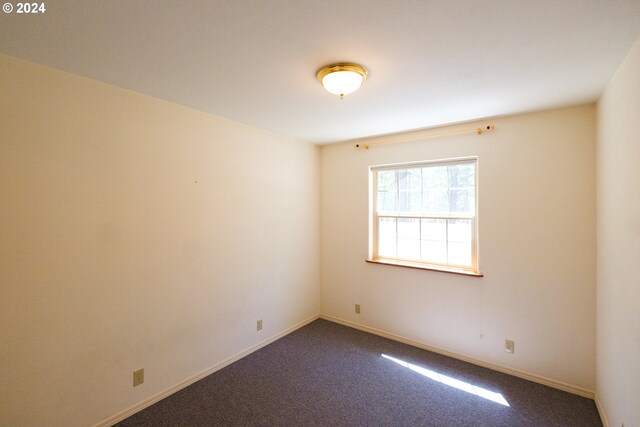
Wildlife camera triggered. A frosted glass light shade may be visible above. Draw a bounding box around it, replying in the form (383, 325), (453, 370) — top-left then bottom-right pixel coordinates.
(317, 63), (368, 98)
(321, 70), (363, 96)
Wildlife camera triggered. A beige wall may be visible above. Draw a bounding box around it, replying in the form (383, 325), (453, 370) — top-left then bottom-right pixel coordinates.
(596, 36), (640, 427)
(0, 54), (320, 426)
(320, 105), (597, 393)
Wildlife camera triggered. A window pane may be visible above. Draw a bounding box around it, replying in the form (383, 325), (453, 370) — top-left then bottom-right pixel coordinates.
(420, 219), (447, 264)
(448, 219), (472, 266)
(423, 166), (448, 191)
(421, 218), (446, 241)
(397, 218), (420, 259)
(449, 189), (474, 214)
(398, 168), (422, 213)
(377, 170), (398, 212)
(379, 237), (397, 258)
(448, 242), (472, 266)
(448, 219), (472, 243)
(422, 166), (448, 213)
(398, 170), (408, 211)
(398, 217), (419, 239)
(421, 241), (447, 264)
(448, 163), (475, 214)
(378, 217), (396, 258)
(449, 163), (475, 187)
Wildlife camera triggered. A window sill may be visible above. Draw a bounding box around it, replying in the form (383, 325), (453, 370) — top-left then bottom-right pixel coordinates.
(365, 259), (483, 277)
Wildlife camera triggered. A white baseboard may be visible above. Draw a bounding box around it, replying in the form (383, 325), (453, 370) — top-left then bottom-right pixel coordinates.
(594, 395), (609, 427)
(320, 314), (595, 399)
(94, 314), (320, 427)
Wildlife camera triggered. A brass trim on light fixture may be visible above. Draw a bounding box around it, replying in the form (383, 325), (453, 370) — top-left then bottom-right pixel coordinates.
(316, 62), (368, 83)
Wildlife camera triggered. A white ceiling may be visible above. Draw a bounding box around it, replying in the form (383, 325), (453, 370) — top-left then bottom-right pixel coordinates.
(1, 1), (639, 143)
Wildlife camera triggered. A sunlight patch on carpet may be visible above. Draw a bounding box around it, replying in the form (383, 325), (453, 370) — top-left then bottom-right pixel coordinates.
(381, 354), (510, 407)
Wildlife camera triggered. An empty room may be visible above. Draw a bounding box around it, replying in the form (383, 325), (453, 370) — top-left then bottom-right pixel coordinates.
(1, 1), (639, 426)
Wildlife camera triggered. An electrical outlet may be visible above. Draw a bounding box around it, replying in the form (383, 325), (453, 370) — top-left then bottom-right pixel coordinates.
(355, 304), (361, 314)
(257, 319), (263, 331)
(505, 339), (515, 353)
(133, 368), (144, 387)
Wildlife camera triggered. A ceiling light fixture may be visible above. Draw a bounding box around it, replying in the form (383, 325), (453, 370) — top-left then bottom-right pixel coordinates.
(316, 63), (368, 99)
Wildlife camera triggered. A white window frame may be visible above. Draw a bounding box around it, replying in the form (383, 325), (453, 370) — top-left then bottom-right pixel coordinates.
(368, 157), (480, 276)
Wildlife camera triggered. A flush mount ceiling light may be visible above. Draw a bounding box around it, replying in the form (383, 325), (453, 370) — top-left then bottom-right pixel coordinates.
(316, 63), (368, 99)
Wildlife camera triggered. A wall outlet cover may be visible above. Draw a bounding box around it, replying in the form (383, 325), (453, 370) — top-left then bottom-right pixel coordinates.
(505, 339), (515, 353)
(133, 368), (144, 387)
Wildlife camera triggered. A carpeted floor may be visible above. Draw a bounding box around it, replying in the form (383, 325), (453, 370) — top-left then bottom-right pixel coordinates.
(115, 319), (602, 426)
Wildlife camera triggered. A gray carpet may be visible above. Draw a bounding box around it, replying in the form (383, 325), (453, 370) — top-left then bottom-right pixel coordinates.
(115, 319), (602, 426)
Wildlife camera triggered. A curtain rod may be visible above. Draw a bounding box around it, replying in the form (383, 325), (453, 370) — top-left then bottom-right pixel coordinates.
(355, 125), (495, 149)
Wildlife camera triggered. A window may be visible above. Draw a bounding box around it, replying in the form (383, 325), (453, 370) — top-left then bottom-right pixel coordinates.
(369, 158), (480, 275)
